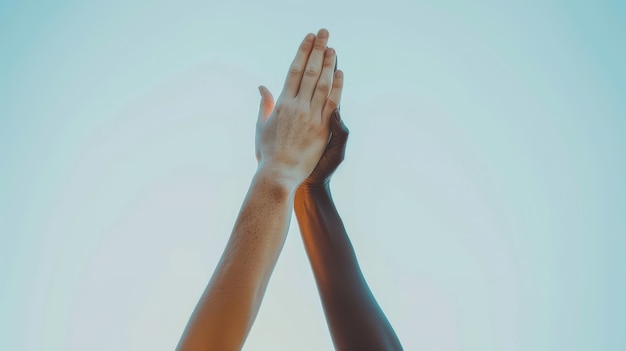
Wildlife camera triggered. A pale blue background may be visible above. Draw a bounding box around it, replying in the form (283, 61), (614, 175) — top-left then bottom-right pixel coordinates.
(1, 0), (625, 350)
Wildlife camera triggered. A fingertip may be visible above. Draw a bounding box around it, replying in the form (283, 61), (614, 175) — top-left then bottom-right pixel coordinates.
(318, 28), (329, 39)
(259, 85), (274, 100)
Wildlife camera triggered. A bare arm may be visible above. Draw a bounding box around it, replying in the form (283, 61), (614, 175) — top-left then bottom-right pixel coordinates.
(176, 29), (343, 351)
(294, 112), (403, 351)
(176, 169), (294, 350)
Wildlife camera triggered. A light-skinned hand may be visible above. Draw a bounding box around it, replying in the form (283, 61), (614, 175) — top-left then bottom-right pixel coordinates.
(255, 28), (344, 190)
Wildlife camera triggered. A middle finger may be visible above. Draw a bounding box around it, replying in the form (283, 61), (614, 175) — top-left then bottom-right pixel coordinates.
(296, 28), (330, 102)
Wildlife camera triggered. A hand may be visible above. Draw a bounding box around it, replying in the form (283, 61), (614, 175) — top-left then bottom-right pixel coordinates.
(255, 28), (344, 189)
(300, 109), (349, 188)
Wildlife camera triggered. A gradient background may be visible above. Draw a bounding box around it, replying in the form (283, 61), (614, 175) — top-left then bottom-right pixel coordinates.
(1, 1), (625, 350)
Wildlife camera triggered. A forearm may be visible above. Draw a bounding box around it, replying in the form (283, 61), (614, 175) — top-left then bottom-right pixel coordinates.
(294, 183), (403, 351)
(177, 169), (295, 351)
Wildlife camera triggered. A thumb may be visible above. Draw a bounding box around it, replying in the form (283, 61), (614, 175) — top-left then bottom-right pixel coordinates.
(329, 109), (349, 141)
(257, 85), (275, 122)
(326, 109), (349, 163)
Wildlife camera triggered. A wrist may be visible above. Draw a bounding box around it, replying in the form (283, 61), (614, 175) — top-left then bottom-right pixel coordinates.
(296, 180), (331, 198)
(254, 164), (301, 195)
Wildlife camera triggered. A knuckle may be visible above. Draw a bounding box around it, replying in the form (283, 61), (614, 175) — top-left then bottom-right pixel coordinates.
(316, 81), (330, 92)
(300, 40), (313, 52)
(289, 65), (303, 75)
(304, 66), (319, 77)
(314, 41), (326, 51)
(326, 99), (338, 110)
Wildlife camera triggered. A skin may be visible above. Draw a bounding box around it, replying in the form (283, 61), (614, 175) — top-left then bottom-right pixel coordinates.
(294, 112), (404, 350)
(176, 29), (343, 351)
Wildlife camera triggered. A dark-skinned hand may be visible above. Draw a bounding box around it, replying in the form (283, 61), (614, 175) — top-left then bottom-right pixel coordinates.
(300, 108), (349, 188)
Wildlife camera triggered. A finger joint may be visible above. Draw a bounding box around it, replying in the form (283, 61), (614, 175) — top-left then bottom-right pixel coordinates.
(304, 66), (319, 77)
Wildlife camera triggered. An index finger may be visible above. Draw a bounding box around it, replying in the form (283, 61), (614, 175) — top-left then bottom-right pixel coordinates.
(281, 33), (315, 98)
